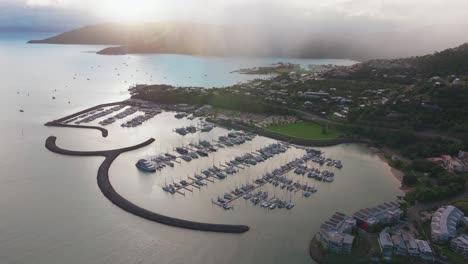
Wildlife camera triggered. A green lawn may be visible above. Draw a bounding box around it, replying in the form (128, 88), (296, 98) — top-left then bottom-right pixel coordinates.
(265, 122), (341, 140)
(453, 199), (468, 215)
(440, 247), (467, 264)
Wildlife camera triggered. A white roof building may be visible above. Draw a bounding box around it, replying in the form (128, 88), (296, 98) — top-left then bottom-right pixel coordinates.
(431, 205), (464, 244)
(450, 234), (468, 259)
(318, 212), (356, 254)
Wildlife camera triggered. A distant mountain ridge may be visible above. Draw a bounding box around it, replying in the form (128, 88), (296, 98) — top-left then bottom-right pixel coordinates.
(28, 22), (288, 57)
(28, 22), (468, 63)
(26, 22), (381, 59)
(354, 43), (468, 76)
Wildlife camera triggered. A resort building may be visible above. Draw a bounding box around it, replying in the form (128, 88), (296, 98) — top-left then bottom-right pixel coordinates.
(403, 233), (420, 256)
(318, 212), (356, 254)
(352, 202), (402, 231)
(415, 239), (434, 262)
(450, 235), (468, 259)
(391, 234), (408, 256)
(378, 229), (433, 262)
(378, 231), (394, 258)
(441, 155), (468, 172)
(431, 205), (465, 244)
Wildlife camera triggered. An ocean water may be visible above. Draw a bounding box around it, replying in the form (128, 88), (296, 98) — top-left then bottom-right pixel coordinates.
(0, 32), (401, 264)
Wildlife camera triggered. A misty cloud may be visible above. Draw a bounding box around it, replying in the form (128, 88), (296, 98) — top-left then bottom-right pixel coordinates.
(2, 0), (468, 59)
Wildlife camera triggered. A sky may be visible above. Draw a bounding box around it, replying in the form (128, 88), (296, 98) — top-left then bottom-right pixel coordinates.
(2, 0), (468, 59)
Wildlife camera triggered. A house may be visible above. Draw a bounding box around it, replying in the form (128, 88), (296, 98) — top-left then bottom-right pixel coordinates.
(403, 233), (420, 256)
(378, 231), (394, 258)
(450, 234), (468, 259)
(427, 157), (444, 165)
(303, 101), (314, 108)
(452, 78), (463, 85)
(441, 155), (467, 172)
(392, 234), (407, 256)
(431, 205), (465, 244)
(415, 239), (434, 262)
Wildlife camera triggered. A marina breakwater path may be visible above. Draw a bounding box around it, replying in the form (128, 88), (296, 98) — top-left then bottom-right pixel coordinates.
(45, 136), (250, 233)
(44, 102), (125, 137)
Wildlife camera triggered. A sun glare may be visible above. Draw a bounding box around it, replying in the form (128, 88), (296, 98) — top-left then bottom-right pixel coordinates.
(97, 0), (156, 22)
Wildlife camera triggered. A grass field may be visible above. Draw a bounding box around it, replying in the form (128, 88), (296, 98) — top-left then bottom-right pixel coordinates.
(265, 122), (341, 140)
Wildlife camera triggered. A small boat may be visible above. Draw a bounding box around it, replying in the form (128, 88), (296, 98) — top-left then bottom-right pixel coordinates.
(180, 180), (189, 186)
(196, 150), (209, 157)
(194, 181), (205, 186)
(181, 155), (192, 162)
(216, 172), (226, 179)
(176, 147), (188, 155)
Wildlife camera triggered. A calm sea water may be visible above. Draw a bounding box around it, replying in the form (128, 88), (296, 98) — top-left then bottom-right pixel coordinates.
(0, 32), (401, 264)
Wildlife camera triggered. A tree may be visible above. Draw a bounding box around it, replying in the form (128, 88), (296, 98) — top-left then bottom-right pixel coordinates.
(412, 159), (436, 172)
(403, 174), (418, 186)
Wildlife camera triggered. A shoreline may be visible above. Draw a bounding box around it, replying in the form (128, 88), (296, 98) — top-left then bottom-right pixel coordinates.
(368, 146), (411, 192)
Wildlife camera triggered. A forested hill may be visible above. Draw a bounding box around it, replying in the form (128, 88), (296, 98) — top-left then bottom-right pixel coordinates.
(352, 43), (468, 78)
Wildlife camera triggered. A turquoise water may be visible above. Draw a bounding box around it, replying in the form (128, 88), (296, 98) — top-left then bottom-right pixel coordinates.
(0, 32), (400, 264)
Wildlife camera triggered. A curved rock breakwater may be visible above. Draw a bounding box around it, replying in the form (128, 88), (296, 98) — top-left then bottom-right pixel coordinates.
(45, 122), (109, 137)
(45, 136), (250, 233)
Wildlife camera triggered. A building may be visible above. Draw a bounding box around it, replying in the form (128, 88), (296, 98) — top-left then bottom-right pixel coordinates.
(431, 205), (465, 244)
(378, 231), (394, 258)
(458, 150), (468, 163)
(391, 234), (408, 256)
(352, 202), (402, 231)
(302, 91), (330, 99)
(441, 155), (467, 172)
(403, 233), (420, 256)
(319, 231), (355, 254)
(450, 235), (468, 259)
(318, 212), (356, 254)
(379, 229), (433, 261)
(427, 157), (444, 165)
(415, 239), (434, 262)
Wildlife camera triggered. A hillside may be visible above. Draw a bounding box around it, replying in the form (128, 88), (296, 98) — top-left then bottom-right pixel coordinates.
(27, 22), (423, 59)
(28, 22), (288, 57)
(351, 43), (468, 78)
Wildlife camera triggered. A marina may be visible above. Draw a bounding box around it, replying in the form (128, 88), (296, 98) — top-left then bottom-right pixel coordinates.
(48, 101), (348, 215)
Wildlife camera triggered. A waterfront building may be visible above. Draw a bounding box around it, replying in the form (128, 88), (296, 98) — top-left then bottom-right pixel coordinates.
(450, 235), (468, 259)
(403, 233), (419, 256)
(391, 234), (407, 256)
(352, 202), (402, 231)
(378, 231), (394, 258)
(415, 239), (434, 262)
(378, 229), (433, 261)
(318, 212), (356, 254)
(431, 205), (465, 244)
